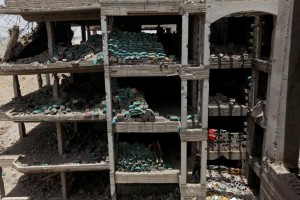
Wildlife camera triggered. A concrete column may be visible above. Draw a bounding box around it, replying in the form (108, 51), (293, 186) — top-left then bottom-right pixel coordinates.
(53, 74), (59, 100)
(56, 122), (64, 157)
(197, 80), (202, 126)
(0, 167), (5, 198)
(198, 15), (205, 65)
(263, 0), (298, 164)
(249, 68), (259, 108)
(12, 75), (21, 99)
(181, 141), (187, 184)
(191, 81), (198, 111)
(181, 80), (188, 130)
(201, 79), (209, 129)
(192, 16), (199, 62)
(200, 141), (207, 184)
(87, 26), (91, 40)
(101, 16), (109, 66)
(81, 25), (86, 42)
(60, 172), (67, 200)
(18, 123), (26, 138)
(181, 12), (189, 66)
(203, 23), (210, 66)
(46, 21), (54, 86)
(37, 74), (43, 89)
(253, 16), (262, 59)
(269, 16), (277, 61)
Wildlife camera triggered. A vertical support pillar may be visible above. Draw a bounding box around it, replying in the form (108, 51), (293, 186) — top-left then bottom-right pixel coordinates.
(101, 14), (116, 200)
(18, 123), (26, 138)
(108, 17), (114, 32)
(37, 74), (43, 89)
(87, 26), (91, 40)
(101, 16), (109, 66)
(203, 23), (211, 66)
(60, 172), (67, 200)
(253, 16), (262, 59)
(198, 15), (205, 65)
(181, 80), (188, 130)
(250, 68), (259, 108)
(200, 79), (208, 184)
(181, 80), (188, 184)
(46, 21), (54, 86)
(12, 75), (21, 99)
(200, 141), (207, 184)
(192, 16), (199, 62)
(81, 25), (86, 42)
(181, 141), (187, 184)
(74, 122), (78, 133)
(201, 79), (209, 129)
(13, 75), (26, 138)
(181, 12), (189, 66)
(191, 81), (198, 111)
(56, 122), (64, 157)
(269, 16), (277, 61)
(0, 167), (5, 198)
(53, 73), (59, 100)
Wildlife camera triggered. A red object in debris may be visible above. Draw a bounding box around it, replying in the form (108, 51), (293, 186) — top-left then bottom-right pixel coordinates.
(208, 129), (216, 141)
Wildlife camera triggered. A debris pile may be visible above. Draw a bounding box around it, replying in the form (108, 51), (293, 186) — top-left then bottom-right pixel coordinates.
(209, 94), (239, 108)
(210, 45), (251, 61)
(206, 166), (255, 199)
(6, 173), (62, 199)
(68, 172), (110, 200)
(126, 188), (180, 200)
(110, 81), (157, 123)
(12, 123), (108, 166)
(108, 31), (170, 64)
(64, 124), (108, 164)
(116, 142), (173, 172)
(9, 82), (105, 117)
(208, 130), (246, 151)
(14, 51), (50, 64)
(52, 34), (103, 62)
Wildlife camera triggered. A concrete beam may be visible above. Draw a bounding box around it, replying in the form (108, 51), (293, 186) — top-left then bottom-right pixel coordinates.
(206, 0), (278, 24)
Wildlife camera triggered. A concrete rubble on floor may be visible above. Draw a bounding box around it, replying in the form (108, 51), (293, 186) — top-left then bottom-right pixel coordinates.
(116, 142), (173, 172)
(4, 123), (108, 166)
(8, 81), (105, 117)
(206, 166), (255, 200)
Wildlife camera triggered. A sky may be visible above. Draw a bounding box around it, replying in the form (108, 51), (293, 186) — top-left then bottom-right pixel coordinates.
(0, 0), (36, 38)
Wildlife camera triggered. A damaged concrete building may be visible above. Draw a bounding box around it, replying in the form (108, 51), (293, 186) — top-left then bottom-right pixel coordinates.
(0, 0), (299, 199)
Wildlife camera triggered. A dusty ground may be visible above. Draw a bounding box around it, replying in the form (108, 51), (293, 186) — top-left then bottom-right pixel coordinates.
(0, 74), (47, 196)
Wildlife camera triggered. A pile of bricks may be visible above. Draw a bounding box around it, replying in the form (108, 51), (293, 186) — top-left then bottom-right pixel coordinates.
(208, 130), (246, 151)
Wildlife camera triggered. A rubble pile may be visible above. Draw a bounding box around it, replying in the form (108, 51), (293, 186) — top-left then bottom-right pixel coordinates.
(208, 130), (246, 151)
(14, 51), (50, 64)
(10, 82), (105, 117)
(209, 94), (238, 108)
(210, 45), (251, 61)
(68, 172), (110, 200)
(116, 142), (173, 172)
(126, 188), (180, 200)
(52, 34), (103, 62)
(108, 31), (170, 64)
(63, 124), (108, 164)
(13, 123), (108, 166)
(111, 81), (157, 123)
(206, 166), (255, 200)
(6, 173), (62, 199)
